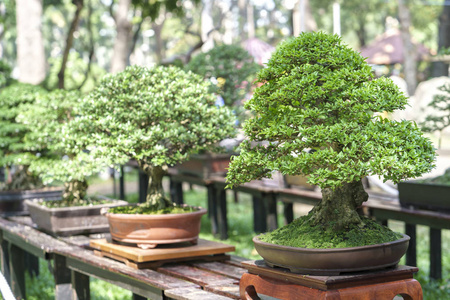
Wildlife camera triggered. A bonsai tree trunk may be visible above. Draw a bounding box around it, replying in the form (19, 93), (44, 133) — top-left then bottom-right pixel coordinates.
(309, 180), (368, 231)
(138, 162), (172, 209)
(62, 179), (88, 204)
(6, 165), (42, 190)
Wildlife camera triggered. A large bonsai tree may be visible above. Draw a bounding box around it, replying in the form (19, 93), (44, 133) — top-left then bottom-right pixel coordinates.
(17, 89), (113, 204)
(226, 32), (436, 234)
(0, 83), (48, 190)
(68, 65), (236, 211)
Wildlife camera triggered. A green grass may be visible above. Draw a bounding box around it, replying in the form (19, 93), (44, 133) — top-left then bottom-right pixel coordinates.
(20, 186), (450, 299)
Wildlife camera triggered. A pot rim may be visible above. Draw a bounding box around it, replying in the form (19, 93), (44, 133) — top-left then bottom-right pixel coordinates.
(105, 205), (207, 219)
(253, 233), (410, 253)
(24, 198), (128, 211)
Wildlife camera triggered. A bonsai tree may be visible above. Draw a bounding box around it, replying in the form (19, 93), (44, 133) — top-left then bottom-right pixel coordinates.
(0, 83), (48, 190)
(420, 82), (450, 149)
(17, 89), (115, 205)
(186, 44), (261, 122)
(67, 65), (236, 211)
(226, 32), (436, 247)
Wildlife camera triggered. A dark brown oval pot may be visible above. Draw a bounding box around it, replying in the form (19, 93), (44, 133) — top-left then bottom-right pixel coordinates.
(253, 234), (410, 275)
(106, 207), (207, 248)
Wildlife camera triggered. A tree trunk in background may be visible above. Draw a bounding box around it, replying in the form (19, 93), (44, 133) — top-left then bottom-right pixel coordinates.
(152, 12), (166, 64)
(398, 0), (417, 96)
(201, 0), (214, 52)
(432, 5), (450, 77)
(111, 0), (132, 73)
(292, 0), (317, 36)
(58, 0), (84, 89)
(238, 0), (247, 42)
(15, 0), (46, 84)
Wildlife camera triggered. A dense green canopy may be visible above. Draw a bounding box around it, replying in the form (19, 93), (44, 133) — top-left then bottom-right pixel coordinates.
(227, 32), (436, 190)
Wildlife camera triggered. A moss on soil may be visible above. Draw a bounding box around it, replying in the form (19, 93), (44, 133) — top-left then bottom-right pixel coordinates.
(41, 197), (111, 208)
(259, 213), (403, 249)
(107, 204), (198, 215)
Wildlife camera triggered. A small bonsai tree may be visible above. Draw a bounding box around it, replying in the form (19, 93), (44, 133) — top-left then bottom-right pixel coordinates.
(68, 65), (236, 211)
(226, 32), (436, 246)
(0, 83), (48, 190)
(17, 89), (115, 205)
(420, 82), (450, 149)
(186, 44), (261, 121)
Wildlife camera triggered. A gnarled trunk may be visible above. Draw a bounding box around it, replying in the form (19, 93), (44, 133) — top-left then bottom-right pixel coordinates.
(138, 162), (171, 209)
(62, 179), (88, 204)
(309, 180), (368, 231)
(6, 165), (42, 190)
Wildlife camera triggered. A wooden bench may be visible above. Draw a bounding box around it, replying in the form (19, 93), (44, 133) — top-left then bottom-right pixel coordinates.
(0, 216), (246, 300)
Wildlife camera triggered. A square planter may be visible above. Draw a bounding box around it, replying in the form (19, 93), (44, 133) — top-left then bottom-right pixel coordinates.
(25, 198), (128, 236)
(175, 153), (233, 178)
(0, 187), (63, 217)
(398, 181), (450, 212)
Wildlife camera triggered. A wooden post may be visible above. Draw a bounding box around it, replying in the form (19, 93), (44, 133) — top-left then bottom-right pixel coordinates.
(0, 232), (10, 286)
(264, 193), (278, 231)
(9, 244), (25, 300)
(430, 227), (442, 280)
(252, 196), (266, 233)
(119, 165), (125, 200)
(283, 202), (294, 225)
(405, 223), (417, 267)
(207, 185), (218, 235)
(53, 254), (72, 300)
(216, 187), (228, 240)
(71, 270), (90, 300)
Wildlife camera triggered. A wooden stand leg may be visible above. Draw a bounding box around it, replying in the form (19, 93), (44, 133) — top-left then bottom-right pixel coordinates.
(9, 244), (25, 300)
(72, 270), (90, 300)
(240, 273), (423, 300)
(53, 254), (72, 300)
(207, 185), (218, 235)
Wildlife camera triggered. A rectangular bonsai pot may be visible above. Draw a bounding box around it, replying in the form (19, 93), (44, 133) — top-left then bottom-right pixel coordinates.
(25, 198), (128, 236)
(0, 187), (63, 217)
(398, 180), (450, 212)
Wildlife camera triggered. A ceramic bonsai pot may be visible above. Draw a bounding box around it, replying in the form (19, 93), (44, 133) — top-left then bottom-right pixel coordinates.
(253, 234), (410, 276)
(398, 180), (450, 212)
(175, 153), (232, 178)
(25, 198), (128, 236)
(0, 187), (62, 217)
(105, 206), (207, 249)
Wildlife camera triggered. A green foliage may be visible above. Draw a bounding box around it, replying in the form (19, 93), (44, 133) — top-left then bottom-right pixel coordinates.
(0, 83), (48, 168)
(420, 82), (450, 138)
(132, 0), (200, 21)
(69, 65), (236, 169)
(226, 32), (436, 190)
(0, 60), (12, 88)
(186, 44), (261, 108)
(17, 89), (113, 200)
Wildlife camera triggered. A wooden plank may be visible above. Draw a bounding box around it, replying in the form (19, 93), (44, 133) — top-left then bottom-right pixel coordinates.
(90, 239), (235, 263)
(60, 247), (200, 292)
(190, 261), (246, 280)
(204, 283), (240, 300)
(165, 287), (233, 300)
(157, 264), (237, 287)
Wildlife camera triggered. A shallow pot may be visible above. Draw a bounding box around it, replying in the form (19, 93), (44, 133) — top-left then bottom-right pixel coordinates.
(106, 206), (207, 249)
(398, 180), (450, 212)
(253, 234), (410, 275)
(0, 187), (62, 217)
(175, 153), (232, 178)
(25, 198), (128, 236)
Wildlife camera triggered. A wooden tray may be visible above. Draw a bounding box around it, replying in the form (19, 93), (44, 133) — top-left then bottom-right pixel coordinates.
(90, 238), (235, 269)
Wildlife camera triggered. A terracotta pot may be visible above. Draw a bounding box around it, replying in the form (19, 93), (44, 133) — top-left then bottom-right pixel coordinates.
(253, 234), (410, 276)
(106, 207), (207, 249)
(26, 198), (128, 236)
(0, 187), (62, 217)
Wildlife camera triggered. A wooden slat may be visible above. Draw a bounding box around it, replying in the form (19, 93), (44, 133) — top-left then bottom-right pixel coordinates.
(157, 264), (237, 287)
(190, 261), (246, 280)
(204, 283), (240, 299)
(165, 287), (234, 300)
(90, 238), (235, 263)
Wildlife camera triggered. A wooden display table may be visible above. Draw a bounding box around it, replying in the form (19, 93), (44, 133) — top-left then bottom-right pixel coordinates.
(240, 260), (423, 300)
